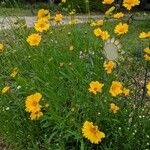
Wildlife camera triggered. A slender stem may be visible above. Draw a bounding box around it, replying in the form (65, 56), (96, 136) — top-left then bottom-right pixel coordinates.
(141, 62), (148, 102)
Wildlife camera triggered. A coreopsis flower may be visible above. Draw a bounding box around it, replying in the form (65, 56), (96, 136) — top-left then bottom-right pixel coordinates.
(94, 28), (102, 37)
(82, 121), (105, 144)
(110, 103), (119, 113)
(113, 12), (124, 19)
(114, 23), (128, 35)
(123, 0), (140, 10)
(144, 47), (150, 55)
(1, 86), (10, 94)
(144, 54), (150, 61)
(94, 28), (110, 41)
(139, 32), (150, 39)
(123, 88), (130, 96)
(104, 60), (116, 74)
(30, 111), (43, 120)
(102, 0), (114, 4)
(144, 47), (150, 61)
(26, 34), (42, 46)
(88, 81), (104, 94)
(146, 82), (150, 95)
(55, 13), (63, 23)
(100, 31), (110, 40)
(37, 9), (50, 21)
(34, 19), (50, 32)
(0, 43), (4, 52)
(90, 20), (103, 27)
(10, 69), (18, 78)
(25, 92), (42, 113)
(109, 81), (123, 97)
(95, 19), (104, 26)
(90, 22), (97, 27)
(105, 6), (115, 15)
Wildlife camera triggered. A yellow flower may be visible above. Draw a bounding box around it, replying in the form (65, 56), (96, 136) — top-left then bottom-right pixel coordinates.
(88, 81), (104, 95)
(105, 6), (115, 15)
(139, 32), (150, 39)
(61, 0), (66, 3)
(25, 92), (42, 113)
(95, 19), (104, 26)
(144, 54), (150, 61)
(113, 12), (124, 19)
(90, 22), (97, 27)
(10, 69), (18, 78)
(34, 19), (50, 32)
(109, 81), (123, 97)
(94, 28), (102, 37)
(69, 45), (74, 51)
(94, 28), (110, 40)
(104, 60), (116, 74)
(144, 47), (150, 55)
(110, 103), (120, 113)
(0, 43), (4, 52)
(100, 31), (110, 41)
(147, 82), (150, 95)
(68, 19), (78, 25)
(26, 34), (42, 46)
(123, 0), (140, 10)
(123, 88), (130, 96)
(37, 9), (50, 21)
(82, 121), (105, 144)
(102, 0), (114, 4)
(1, 86), (10, 94)
(30, 111), (43, 120)
(45, 103), (49, 108)
(114, 23), (128, 35)
(55, 14), (63, 22)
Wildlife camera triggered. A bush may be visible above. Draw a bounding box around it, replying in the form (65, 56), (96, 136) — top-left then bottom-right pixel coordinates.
(63, 0), (104, 13)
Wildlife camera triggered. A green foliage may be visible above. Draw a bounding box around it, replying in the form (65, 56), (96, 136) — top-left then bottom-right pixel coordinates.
(0, 20), (150, 150)
(63, 0), (104, 13)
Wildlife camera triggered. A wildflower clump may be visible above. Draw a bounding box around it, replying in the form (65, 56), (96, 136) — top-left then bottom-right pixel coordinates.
(25, 92), (43, 120)
(82, 121), (105, 144)
(88, 81), (104, 94)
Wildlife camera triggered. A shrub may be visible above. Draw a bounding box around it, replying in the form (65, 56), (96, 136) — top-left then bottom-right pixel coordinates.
(63, 0), (104, 13)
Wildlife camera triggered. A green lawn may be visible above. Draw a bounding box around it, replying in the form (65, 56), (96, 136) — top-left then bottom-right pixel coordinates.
(0, 19), (150, 150)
